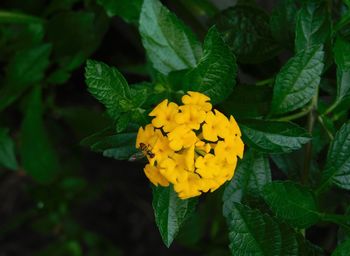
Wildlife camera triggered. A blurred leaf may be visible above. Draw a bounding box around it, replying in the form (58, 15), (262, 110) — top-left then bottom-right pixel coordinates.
(271, 45), (324, 115)
(116, 113), (130, 133)
(47, 10), (108, 70)
(263, 181), (320, 228)
(97, 0), (142, 23)
(295, 1), (331, 52)
(85, 60), (132, 119)
(0, 128), (18, 170)
(216, 4), (280, 63)
(227, 203), (298, 255)
(223, 149), (271, 217)
(220, 84), (272, 119)
(332, 239), (350, 256)
(34, 240), (82, 256)
(270, 151), (303, 180)
(240, 119), (311, 153)
(0, 43), (51, 112)
(139, 0), (202, 74)
(184, 26), (237, 104)
(334, 37), (350, 104)
(21, 87), (60, 183)
(269, 0), (297, 48)
(81, 131), (138, 160)
(0, 10), (44, 24)
(319, 121), (350, 191)
(152, 185), (197, 247)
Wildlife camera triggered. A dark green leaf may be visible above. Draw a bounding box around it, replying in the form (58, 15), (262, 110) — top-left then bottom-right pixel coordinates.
(228, 203), (298, 255)
(263, 181), (320, 228)
(97, 0), (142, 23)
(220, 84), (272, 119)
(271, 45), (324, 114)
(334, 37), (350, 103)
(116, 113), (130, 133)
(152, 185), (197, 247)
(20, 87), (60, 183)
(82, 131), (138, 160)
(184, 26), (237, 104)
(295, 1), (331, 52)
(332, 239), (350, 256)
(240, 119), (311, 153)
(139, 0), (202, 74)
(223, 149), (271, 217)
(319, 122), (350, 191)
(269, 0), (297, 48)
(0, 128), (18, 171)
(0, 43), (51, 111)
(216, 4), (280, 63)
(85, 60), (132, 119)
(47, 10), (108, 70)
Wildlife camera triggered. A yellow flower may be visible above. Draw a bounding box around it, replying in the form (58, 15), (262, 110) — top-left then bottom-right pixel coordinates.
(149, 99), (179, 132)
(136, 91), (245, 199)
(144, 164), (169, 187)
(182, 91), (212, 112)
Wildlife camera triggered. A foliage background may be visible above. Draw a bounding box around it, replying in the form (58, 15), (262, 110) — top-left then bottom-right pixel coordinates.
(0, 0), (350, 255)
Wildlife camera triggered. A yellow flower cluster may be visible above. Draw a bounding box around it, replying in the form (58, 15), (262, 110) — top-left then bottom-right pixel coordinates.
(136, 91), (244, 199)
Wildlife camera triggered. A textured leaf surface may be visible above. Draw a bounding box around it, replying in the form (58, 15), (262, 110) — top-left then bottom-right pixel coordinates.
(263, 181), (320, 228)
(216, 4), (280, 63)
(81, 130), (137, 160)
(139, 0), (202, 74)
(184, 26), (237, 104)
(0, 43), (51, 112)
(223, 149), (271, 217)
(240, 119), (310, 153)
(228, 203), (298, 256)
(270, 0), (297, 48)
(271, 45), (324, 114)
(295, 1), (331, 52)
(85, 60), (133, 119)
(20, 87), (60, 183)
(152, 186), (197, 247)
(97, 0), (142, 23)
(334, 37), (350, 103)
(0, 128), (18, 171)
(319, 122), (350, 191)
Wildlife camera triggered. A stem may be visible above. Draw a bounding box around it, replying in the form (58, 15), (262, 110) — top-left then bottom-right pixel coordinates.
(255, 77), (274, 86)
(302, 95), (318, 184)
(317, 115), (334, 140)
(0, 11), (44, 24)
(271, 103), (313, 122)
(322, 213), (350, 233)
(322, 100), (339, 116)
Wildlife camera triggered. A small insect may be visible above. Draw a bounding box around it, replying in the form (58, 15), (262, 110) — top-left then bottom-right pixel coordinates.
(140, 143), (155, 158)
(128, 143), (155, 162)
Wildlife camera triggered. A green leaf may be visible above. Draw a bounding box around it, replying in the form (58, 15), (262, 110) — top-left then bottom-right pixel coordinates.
(271, 45), (324, 115)
(332, 239), (350, 256)
(139, 0), (202, 74)
(85, 60), (132, 119)
(184, 26), (237, 104)
(240, 119), (311, 153)
(0, 43), (51, 112)
(47, 10), (108, 69)
(152, 185), (197, 247)
(319, 121), (350, 191)
(81, 130), (138, 160)
(295, 1), (331, 52)
(223, 149), (271, 217)
(227, 203), (298, 255)
(20, 87), (60, 183)
(263, 181), (320, 228)
(97, 0), (142, 23)
(0, 10), (44, 24)
(269, 0), (297, 48)
(334, 37), (350, 103)
(0, 128), (18, 171)
(220, 84), (272, 119)
(215, 4), (280, 63)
